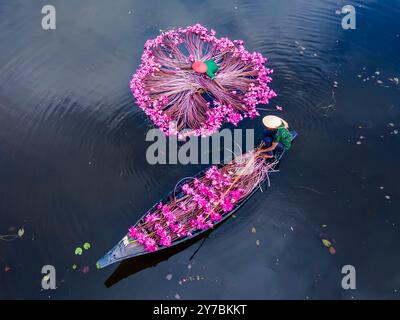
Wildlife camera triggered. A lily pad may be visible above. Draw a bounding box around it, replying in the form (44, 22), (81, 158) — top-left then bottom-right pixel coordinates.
(83, 242), (91, 250)
(74, 247), (83, 255)
(322, 239), (332, 247)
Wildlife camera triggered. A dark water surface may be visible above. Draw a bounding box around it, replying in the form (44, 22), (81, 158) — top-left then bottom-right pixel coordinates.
(0, 0), (399, 299)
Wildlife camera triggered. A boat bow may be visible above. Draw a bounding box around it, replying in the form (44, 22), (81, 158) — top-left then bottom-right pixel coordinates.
(97, 236), (145, 269)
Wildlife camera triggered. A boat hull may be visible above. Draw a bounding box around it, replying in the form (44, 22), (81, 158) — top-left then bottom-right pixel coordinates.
(97, 131), (298, 269)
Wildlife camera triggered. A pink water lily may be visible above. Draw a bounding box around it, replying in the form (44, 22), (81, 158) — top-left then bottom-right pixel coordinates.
(145, 213), (160, 224)
(128, 149), (276, 252)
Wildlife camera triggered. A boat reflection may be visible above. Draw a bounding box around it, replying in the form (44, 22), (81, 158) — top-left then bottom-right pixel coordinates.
(104, 230), (211, 287)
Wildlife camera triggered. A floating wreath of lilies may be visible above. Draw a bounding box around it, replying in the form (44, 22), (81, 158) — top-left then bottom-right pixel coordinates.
(130, 24), (276, 138)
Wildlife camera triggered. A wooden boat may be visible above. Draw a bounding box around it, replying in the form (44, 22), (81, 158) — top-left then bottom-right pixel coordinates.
(96, 131), (298, 269)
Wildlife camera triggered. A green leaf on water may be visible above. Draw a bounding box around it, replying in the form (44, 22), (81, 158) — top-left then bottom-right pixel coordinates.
(74, 247), (83, 255)
(72, 264), (77, 270)
(83, 242), (91, 250)
(322, 239), (332, 247)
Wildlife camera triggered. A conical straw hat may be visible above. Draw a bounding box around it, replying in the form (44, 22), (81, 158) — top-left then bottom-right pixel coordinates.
(262, 115), (288, 129)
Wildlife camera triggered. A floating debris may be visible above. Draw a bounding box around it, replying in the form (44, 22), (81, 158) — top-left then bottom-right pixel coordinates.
(4, 266), (11, 272)
(356, 141), (362, 145)
(174, 294), (181, 300)
(322, 239), (332, 247)
(251, 227), (257, 234)
(385, 195), (391, 200)
(18, 228), (24, 238)
(322, 224), (328, 228)
(180, 275), (205, 284)
(1, 226), (26, 242)
(322, 239), (336, 255)
(72, 264), (77, 270)
(166, 274), (173, 281)
(256, 240), (260, 246)
(74, 247), (83, 255)
(82, 266), (90, 274)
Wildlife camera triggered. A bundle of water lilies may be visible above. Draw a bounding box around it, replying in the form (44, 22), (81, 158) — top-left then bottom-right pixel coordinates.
(127, 148), (276, 252)
(130, 24), (276, 138)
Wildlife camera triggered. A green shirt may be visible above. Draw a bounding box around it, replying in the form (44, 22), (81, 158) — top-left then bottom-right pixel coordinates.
(274, 127), (292, 150)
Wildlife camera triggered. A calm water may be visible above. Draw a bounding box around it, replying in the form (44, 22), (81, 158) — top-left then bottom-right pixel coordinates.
(0, 0), (399, 299)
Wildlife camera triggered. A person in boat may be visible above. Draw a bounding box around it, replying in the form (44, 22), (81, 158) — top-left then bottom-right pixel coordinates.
(261, 115), (292, 159)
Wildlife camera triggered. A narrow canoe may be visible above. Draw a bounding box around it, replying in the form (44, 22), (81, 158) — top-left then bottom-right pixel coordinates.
(97, 131), (298, 269)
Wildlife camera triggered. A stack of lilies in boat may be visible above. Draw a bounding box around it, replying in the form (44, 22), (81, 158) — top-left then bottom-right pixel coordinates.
(127, 148), (276, 252)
